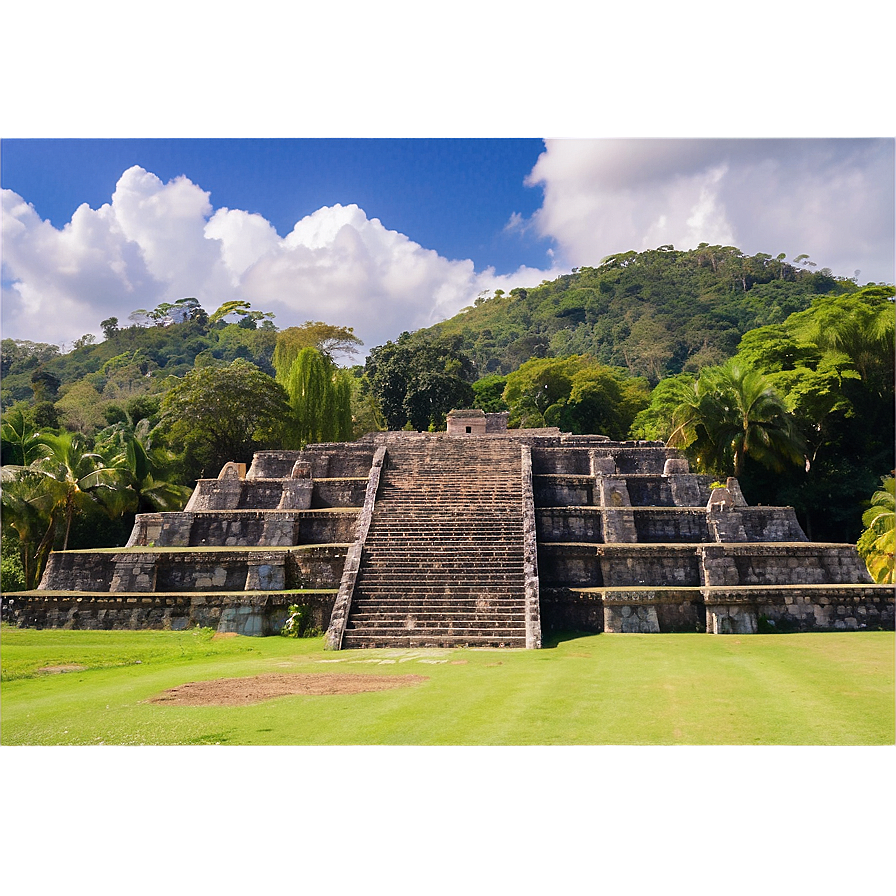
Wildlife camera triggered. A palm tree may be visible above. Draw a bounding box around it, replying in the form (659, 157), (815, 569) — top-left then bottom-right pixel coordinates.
(95, 420), (192, 514)
(858, 476), (895, 584)
(0, 407), (51, 466)
(20, 431), (126, 551)
(669, 361), (805, 477)
(1, 474), (57, 589)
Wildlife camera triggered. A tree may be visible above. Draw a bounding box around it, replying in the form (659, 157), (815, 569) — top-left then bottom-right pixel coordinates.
(472, 375), (509, 413)
(2, 430), (127, 586)
(555, 365), (650, 439)
(101, 317), (120, 340)
(30, 369), (61, 402)
(788, 287), (895, 397)
(668, 361), (805, 478)
(630, 374), (697, 441)
(0, 407), (51, 466)
(502, 356), (579, 428)
(502, 355), (649, 437)
(160, 359), (291, 479)
(274, 346), (354, 446)
(55, 381), (106, 434)
(208, 300), (274, 328)
(365, 332), (475, 431)
(273, 322), (363, 367)
(95, 419), (192, 515)
(404, 372), (474, 432)
(857, 476), (895, 584)
(723, 287), (894, 540)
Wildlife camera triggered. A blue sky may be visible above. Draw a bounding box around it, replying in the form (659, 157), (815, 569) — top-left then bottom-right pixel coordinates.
(1, 8), (894, 357)
(1, 138), (552, 273)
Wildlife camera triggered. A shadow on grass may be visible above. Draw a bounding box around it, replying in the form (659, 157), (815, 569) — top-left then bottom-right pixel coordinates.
(540, 629), (602, 648)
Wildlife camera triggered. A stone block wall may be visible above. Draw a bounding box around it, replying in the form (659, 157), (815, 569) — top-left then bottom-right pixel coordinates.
(311, 478), (368, 508)
(624, 476), (675, 507)
(531, 447), (592, 475)
(538, 544), (603, 587)
(599, 545), (701, 587)
(286, 546), (349, 589)
(39, 552), (116, 591)
(247, 447), (375, 479)
(1, 590), (338, 636)
(633, 509), (709, 542)
(700, 544), (872, 587)
(739, 507), (807, 542)
(536, 507), (603, 542)
(538, 588), (604, 635)
(754, 586), (895, 631)
(533, 476), (594, 506)
(127, 509), (360, 549)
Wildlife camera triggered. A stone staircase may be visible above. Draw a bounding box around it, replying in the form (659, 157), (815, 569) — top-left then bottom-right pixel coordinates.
(341, 440), (529, 648)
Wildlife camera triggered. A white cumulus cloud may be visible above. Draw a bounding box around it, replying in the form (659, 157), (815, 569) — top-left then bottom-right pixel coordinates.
(526, 138), (895, 283)
(1, 166), (561, 353)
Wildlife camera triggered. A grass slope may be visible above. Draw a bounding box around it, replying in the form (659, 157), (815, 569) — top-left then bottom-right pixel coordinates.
(1, 624), (893, 746)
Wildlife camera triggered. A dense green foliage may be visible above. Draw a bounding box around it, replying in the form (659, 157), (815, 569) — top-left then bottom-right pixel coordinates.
(159, 359), (291, 480)
(274, 345), (353, 446)
(364, 331), (476, 431)
(1, 300), (279, 416)
(501, 355), (650, 438)
(639, 286), (894, 540)
(858, 477), (895, 584)
(426, 245), (853, 379)
(666, 361), (805, 478)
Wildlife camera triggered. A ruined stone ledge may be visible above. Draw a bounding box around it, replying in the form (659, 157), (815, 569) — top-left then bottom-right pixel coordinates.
(2, 589), (339, 635)
(703, 584), (894, 604)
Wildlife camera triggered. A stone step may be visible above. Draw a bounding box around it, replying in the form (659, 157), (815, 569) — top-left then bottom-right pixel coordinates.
(340, 634), (528, 649)
(348, 616), (524, 627)
(343, 622), (526, 635)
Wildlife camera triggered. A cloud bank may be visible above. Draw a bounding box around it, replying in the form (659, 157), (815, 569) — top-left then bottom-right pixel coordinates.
(526, 138), (895, 284)
(1, 165), (561, 352)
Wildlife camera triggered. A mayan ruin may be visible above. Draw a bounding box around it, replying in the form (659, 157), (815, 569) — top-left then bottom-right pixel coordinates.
(4, 410), (892, 644)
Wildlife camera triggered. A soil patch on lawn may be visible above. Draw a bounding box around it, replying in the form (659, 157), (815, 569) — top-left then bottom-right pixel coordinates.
(148, 673), (429, 706)
(38, 665), (87, 674)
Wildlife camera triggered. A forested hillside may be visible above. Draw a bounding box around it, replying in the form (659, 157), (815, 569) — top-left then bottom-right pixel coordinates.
(425, 245), (854, 381)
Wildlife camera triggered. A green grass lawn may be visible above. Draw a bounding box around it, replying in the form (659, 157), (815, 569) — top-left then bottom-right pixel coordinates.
(1, 623), (893, 745)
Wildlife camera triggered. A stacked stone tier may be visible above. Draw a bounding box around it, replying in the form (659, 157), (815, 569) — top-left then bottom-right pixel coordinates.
(8, 589), (338, 635)
(341, 441), (529, 648)
(127, 508), (360, 549)
(38, 544), (349, 593)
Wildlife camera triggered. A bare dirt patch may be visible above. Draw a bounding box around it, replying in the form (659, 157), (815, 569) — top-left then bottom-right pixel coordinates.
(148, 673), (429, 706)
(38, 665), (87, 674)
(211, 632), (239, 640)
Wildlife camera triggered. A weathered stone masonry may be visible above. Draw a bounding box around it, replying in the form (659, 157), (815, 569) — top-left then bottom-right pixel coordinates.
(3, 421), (892, 642)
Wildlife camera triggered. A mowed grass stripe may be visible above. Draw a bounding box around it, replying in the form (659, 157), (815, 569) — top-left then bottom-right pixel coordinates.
(1, 626), (892, 745)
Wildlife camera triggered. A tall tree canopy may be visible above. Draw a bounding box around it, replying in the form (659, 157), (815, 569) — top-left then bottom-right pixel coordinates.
(273, 321), (363, 368)
(274, 346), (353, 446)
(502, 355), (650, 439)
(160, 359), (290, 480)
(667, 361), (805, 478)
(365, 332), (475, 431)
(422, 245), (853, 376)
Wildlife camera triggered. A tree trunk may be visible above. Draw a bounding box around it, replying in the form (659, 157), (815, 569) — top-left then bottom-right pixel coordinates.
(63, 497), (74, 551)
